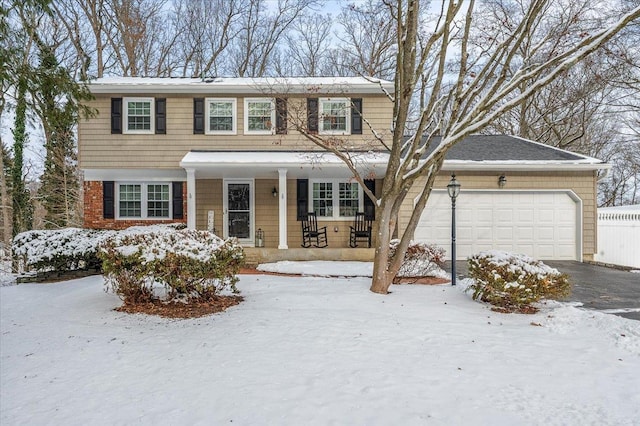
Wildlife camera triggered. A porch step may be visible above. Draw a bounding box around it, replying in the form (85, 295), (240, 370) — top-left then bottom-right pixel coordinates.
(243, 247), (375, 267)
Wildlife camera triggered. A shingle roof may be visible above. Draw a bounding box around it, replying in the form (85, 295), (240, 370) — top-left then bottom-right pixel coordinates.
(423, 135), (592, 162)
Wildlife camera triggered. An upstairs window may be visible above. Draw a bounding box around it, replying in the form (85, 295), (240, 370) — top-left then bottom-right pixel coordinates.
(123, 98), (154, 134)
(245, 98), (275, 134)
(319, 98), (350, 135)
(206, 98), (236, 134)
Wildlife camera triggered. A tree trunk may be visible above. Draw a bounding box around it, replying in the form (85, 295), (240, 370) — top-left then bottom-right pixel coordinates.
(0, 141), (12, 246)
(369, 200), (398, 294)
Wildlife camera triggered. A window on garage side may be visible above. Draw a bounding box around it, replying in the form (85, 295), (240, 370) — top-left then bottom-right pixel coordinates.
(338, 182), (359, 217)
(312, 182), (333, 218)
(311, 180), (362, 219)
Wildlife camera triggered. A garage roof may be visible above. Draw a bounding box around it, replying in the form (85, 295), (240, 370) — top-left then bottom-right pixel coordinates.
(423, 135), (592, 161)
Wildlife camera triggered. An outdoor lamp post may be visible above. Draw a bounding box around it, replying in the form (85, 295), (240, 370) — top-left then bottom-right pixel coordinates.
(447, 174), (461, 286)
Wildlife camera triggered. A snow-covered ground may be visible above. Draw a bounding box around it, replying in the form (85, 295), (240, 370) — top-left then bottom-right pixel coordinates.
(1, 263), (640, 425)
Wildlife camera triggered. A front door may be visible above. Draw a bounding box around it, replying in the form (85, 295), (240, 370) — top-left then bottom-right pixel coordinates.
(223, 179), (254, 244)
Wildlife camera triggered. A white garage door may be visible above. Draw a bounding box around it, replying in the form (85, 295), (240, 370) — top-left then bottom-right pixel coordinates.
(414, 191), (579, 260)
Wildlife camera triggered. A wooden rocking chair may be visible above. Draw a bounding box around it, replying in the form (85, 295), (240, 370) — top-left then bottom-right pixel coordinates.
(349, 212), (372, 248)
(301, 212), (328, 248)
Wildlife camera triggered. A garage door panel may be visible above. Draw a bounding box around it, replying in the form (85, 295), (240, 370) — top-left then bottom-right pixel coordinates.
(538, 209), (555, 223)
(415, 191), (578, 260)
(538, 228), (556, 242)
(495, 227), (513, 240)
(515, 227), (534, 240)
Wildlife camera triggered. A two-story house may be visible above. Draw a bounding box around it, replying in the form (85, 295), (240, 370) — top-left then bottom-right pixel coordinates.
(79, 77), (608, 262)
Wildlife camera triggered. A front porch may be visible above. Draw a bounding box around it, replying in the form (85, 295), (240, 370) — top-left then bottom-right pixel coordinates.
(243, 247), (375, 267)
(180, 150), (387, 251)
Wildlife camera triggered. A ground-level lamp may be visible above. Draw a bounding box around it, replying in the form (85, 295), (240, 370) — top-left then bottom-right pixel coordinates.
(447, 174), (461, 286)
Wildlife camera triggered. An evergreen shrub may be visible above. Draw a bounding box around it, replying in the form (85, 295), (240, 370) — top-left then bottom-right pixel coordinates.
(12, 228), (113, 273)
(98, 226), (244, 305)
(467, 250), (571, 313)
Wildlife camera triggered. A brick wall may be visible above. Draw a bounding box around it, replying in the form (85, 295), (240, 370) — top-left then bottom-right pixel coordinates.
(83, 181), (187, 230)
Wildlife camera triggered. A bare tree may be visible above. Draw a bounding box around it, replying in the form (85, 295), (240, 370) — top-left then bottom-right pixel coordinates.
(170, 0), (246, 78)
(103, 0), (168, 76)
(331, 0), (397, 79)
(294, 0), (640, 294)
(281, 13), (333, 77)
(52, 0), (112, 78)
(227, 0), (321, 77)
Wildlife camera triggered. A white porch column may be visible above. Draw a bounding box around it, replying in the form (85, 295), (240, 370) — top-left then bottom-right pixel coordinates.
(278, 168), (288, 249)
(186, 168), (196, 229)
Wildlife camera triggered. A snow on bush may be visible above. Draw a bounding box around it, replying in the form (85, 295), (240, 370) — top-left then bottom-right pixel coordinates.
(390, 240), (446, 282)
(12, 228), (116, 273)
(467, 250), (571, 313)
(99, 227), (245, 305)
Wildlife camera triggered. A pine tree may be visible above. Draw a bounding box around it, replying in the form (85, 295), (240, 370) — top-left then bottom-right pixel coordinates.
(11, 75), (34, 237)
(33, 47), (91, 228)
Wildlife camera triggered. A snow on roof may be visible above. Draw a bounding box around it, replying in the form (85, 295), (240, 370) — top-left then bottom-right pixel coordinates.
(598, 204), (640, 212)
(180, 150), (390, 179)
(89, 76), (394, 95)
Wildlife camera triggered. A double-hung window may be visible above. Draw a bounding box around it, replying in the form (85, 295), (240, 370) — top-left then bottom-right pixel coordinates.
(117, 183), (171, 219)
(123, 97), (154, 134)
(319, 98), (350, 135)
(206, 98), (236, 134)
(245, 98), (275, 134)
(310, 179), (362, 219)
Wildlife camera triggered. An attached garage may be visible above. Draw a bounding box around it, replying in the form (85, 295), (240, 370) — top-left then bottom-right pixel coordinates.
(415, 190), (582, 260)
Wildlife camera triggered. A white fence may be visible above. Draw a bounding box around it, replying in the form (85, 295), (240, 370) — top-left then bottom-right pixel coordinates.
(595, 205), (640, 268)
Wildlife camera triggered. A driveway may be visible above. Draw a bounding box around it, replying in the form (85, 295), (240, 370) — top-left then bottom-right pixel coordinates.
(546, 261), (640, 321)
(449, 260), (640, 321)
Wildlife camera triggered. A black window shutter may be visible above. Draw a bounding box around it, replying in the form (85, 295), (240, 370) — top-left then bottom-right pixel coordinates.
(155, 98), (166, 134)
(193, 98), (204, 134)
(103, 181), (115, 219)
(111, 98), (122, 134)
(172, 181), (184, 219)
(296, 179), (309, 221)
(307, 98), (318, 133)
(364, 179), (375, 220)
(276, 98), (287, 135)
(351, 98), (363, 135)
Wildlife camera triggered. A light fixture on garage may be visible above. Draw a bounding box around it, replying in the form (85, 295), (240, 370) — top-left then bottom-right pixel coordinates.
(498, 174), (507, 188)
(447, 174), (461, 286)
(272, 187), (278, 197)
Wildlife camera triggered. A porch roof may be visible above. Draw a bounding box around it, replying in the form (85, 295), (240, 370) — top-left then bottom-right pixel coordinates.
(179, 150), (390, 179)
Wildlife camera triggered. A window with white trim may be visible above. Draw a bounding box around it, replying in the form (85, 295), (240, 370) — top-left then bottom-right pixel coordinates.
(117, 183), (171, 219)
(123, 97), (154, 134)
(244, 98), (275, 134)
(319, 98), (350, 135)
(310, 179), (362, 219)
(206, 98), (236, 134)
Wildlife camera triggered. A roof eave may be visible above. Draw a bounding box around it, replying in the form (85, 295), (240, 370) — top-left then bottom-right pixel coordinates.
(442, 161), (611, 171)
(89, 82), (394, 95)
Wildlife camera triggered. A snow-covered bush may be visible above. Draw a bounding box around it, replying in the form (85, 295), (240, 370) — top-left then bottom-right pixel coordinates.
(390, 240), (446, 283)
(99, 226), (245, 305)
(12, 228), (115, 273)
(467, 251), (571, 313)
